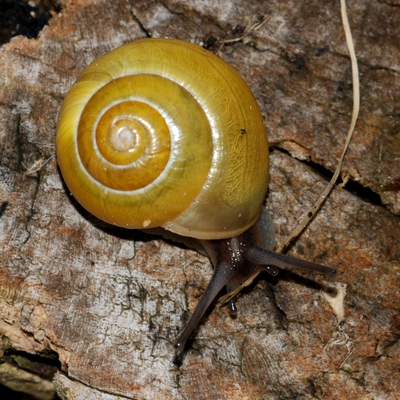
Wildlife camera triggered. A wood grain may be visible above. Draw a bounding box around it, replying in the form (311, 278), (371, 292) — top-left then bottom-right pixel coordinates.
(0, 0), (399, 399)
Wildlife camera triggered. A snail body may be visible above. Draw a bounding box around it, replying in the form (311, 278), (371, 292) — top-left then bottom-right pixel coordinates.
(56, 38), (336, 352)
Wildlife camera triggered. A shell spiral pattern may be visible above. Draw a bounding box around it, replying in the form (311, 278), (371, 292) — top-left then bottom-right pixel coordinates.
(56, 38), (269, 239)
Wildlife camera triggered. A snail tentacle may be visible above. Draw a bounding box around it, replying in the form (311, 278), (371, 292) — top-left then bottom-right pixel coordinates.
(173, 223), (336, 352)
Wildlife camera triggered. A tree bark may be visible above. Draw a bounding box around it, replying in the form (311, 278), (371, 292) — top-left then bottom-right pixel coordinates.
(1, 0), (399, 399)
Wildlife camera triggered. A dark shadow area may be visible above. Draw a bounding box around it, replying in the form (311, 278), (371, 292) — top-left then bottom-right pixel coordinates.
(0, 0), (61, 45)
(2, 348), (61, 380)
(0, 384), (37, 400)
(0, 348), (62, 400)
(308, 158), (382, 207)
(271, 147), (383, 207)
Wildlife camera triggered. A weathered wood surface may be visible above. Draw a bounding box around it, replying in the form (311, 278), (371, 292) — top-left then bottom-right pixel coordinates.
(1, 0), (399, 399)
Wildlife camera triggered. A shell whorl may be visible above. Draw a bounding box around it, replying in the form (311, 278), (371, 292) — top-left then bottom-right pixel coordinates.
(56, 38), (269, 239)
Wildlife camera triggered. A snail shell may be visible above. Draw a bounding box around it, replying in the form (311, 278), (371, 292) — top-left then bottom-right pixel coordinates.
(56, 38), (269, 240)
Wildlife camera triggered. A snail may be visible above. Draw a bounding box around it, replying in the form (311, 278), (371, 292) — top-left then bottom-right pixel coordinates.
(56, 38), (336, 352)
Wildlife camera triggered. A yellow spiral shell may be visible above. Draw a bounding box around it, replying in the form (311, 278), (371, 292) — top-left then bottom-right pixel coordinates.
(56, 38), (269, 239)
